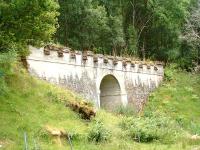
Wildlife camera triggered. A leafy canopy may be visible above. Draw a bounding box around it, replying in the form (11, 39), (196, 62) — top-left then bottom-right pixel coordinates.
(0, 0), (59, 55)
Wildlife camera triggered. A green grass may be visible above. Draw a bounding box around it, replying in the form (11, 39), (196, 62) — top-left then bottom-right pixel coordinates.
(145, 69), (200, 134)
(0, 65), (200, 149)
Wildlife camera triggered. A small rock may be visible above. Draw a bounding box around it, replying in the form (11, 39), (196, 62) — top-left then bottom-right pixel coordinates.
(191, 134), (200, 140)
(45, 125), (68, 137)
(51, 130), (61, 136)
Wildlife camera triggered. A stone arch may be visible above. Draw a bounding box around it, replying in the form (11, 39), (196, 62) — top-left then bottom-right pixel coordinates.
(99, 74), (122, 110)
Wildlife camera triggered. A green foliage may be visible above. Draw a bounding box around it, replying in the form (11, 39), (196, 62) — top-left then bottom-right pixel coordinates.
(1, 0), (197, 70)
(0, 51), (17, 74)
(114, 105), (136, 117)
(164, 64), (178, 81)
(126, 25), (137, 56)
(55, 0), (197, 67)
(179, 0), (200, 71)
(177, 55), (196, 72)
(120, 114), (181, 143)
(145, 66), (200, 137)
(0, 0), (59, 55)
(46, 90), (62, 103)
(56, 0), (125, 54)
(88, 119), (111, 143)
(164, 69), (174, 81)
(0, 77), (8, 95)
(190, 122), (200, 135)
(0, 51), (17, 95)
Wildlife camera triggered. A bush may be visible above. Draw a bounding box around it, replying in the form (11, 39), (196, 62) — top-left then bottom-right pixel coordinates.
(88, 120), (111, 143)
(120, 114), (181, 143)
(0, 51), (16, 74)
(164, 64), (177, 81)
(177, 57), (196, 72)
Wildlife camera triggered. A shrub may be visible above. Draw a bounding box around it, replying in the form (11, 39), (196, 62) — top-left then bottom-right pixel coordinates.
(164, 66), (175, 81)
(38, 128), (51, 142)
(120, 114), (181, 143)
(88, 120), (111, 143)
(177, 57), (196, 72)
(0, 51), (16, 74)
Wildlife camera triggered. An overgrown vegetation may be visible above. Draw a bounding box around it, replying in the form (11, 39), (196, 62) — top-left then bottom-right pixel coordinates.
(0, 59), (200, 149)
(88, 119), (111, 143)
(114, 105), (136, 117)
(145, 65), (200, 137)
(120, 114), (181, 143)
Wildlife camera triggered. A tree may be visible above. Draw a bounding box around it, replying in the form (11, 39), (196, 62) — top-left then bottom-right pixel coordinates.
(56, 0), (107, 51)
(56, 0), (126, 54)
(134, 0), (190, 61)
(180, 0), (200, 70)
(0, 0), (59, 56)
(55, 0), (194, 64)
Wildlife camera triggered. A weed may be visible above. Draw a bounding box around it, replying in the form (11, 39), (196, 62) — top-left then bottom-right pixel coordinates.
(120, 114), (181, 143)
(88, 119), (111, 143)
(114, 105), (136, 117)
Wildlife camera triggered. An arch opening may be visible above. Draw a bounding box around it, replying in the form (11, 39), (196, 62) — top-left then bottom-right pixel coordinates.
(100, 75), (122, 110)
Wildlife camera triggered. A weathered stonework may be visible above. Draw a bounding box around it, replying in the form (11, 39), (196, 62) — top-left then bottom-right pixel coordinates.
(27, 46), (164, 111)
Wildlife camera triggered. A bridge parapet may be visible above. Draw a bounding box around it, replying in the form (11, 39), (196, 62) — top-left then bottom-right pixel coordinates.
(33, 45), (164, 77)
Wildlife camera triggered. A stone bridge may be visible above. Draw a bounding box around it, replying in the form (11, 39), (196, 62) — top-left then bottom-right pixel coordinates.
(27, 46), (164, 111)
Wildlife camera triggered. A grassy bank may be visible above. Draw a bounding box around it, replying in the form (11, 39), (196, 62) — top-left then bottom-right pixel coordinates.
(0, 64), (200, 150)
(145, 67), (200, 135)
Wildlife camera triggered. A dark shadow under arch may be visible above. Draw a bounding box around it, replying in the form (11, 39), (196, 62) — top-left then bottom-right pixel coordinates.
(100, 75), (122, 110)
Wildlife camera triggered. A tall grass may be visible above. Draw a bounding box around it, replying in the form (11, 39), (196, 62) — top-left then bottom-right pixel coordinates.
(0, 62), (200, 149)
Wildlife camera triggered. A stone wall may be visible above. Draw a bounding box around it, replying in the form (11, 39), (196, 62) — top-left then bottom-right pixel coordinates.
(27, 46), (164, 111)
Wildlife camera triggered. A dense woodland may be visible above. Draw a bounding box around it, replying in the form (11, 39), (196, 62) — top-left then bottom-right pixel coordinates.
(0, 0), (200, 70)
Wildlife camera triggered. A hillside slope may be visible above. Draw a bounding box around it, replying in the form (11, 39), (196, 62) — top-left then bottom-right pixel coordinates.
(145, 68), (200, 135)
(0, 65), (200, 150)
